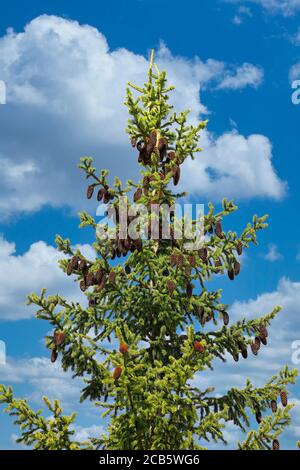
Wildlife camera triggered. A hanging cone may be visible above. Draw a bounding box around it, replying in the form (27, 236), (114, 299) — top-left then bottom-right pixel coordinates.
(80, 280), (87, 292)
(167, 280), (175, 295)
(119, 342), (129, 355)
(260, 336), (267, 346)
(227, 268), (235, 281)
(113, 366), (122, 381)
(215, 221), (223, 239)
(186, 283), (193, 298)
(259, 324), (268, 338)
(233, 352), (239, 362)
(97, 188), (105, 202)
(241, 346), (248, 359)
(146, 130), (157, 154)
(198, 247), (208, 262)
(194, 341), (205, 352)
(108, 271), (116, 284)
(254, 337), (261, 351)
(233, 261), (240, 276)
(280, 390), (288, 407)
(172, 165), (180, 186)
(177, 253), (184, 268)
(85, 271), (95, 287)
(51, 349), (58, 363)
(54, 331), (66, 347)
(236, 241), (243, 256)
(158, 137), (168, 160)
(133, 188), (142, 202)
(271, 400), (277, 413)
(272, 439), (280, 450)
(188, 255), (196, 267)
(250, 342), (258, 356)
(223, 312), (230, 326)
(87, 184), (95, 200)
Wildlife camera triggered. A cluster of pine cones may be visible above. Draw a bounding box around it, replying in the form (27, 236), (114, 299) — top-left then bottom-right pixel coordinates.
(255, 389), (288, 450)
(133, 130), (181, 186)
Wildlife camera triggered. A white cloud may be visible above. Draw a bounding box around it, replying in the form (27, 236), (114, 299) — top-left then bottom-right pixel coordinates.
(72, 424), (104, 442)
(217, 63), (264, 90)
(180, 131), (286, 200)
(233, 6), (253, 23)
(264, 243), (283, 261)
(227, 0), (300, 16)
(0, 235), (92, 320)
(0, 15), (282, 219)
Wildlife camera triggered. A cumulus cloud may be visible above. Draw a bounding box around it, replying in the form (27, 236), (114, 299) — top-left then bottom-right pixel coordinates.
(0, 15), (283, 219)
(217, 63), (264, 90)
(0, 235), (92, 320)
(180, 131), (286, 200)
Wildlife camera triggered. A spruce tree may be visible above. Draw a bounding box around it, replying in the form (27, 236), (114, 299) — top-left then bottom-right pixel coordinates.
(0, 51), (298, 451)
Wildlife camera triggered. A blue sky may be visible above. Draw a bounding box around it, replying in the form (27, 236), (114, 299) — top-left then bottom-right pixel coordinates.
(0, 0), (300, 449)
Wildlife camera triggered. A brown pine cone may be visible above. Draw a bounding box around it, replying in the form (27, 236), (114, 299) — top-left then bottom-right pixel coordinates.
(254, 337), (261, 351)
(53, 331), (66, 347)
(236, 241), (243, 256)
(177, 253), (184, 268)
(259, 324), (268, 338)
(198, 247), (208, 262)
(51, 349), (58, 363)
(108, 271), (116, 284)
(233, 261), (240, 276)
(280, 390), (288, 407)
(227, 268), (235, 281)
(233, 352), (239, 362)
(270, 400), (277, 413)
(66, 260), (74, 276)
(167, 280), (175, 295)
(133, 188), (142, 202)
(170, 253), (177, 266)
(188, 255), (196, 267)
(260, 336), (267, 346)
(272, 439), (280, 450)
(87, 184), (95, 200)
(113, 366), (122, 381)
(146, 130), (157, 154)
(157, 137), (168, 160)
(215, 221), (223, 239)
(97, 188), (105, 202)
(172, 165), (180, 186)
(223, 312), (230, 326)
(85, 271), (95, 287)
(250, 342), (258, 356)
(119, 342), (129, 355)
(78, 259), (88, 272)
(186, 283), (193, 298)
(241, 346), (248, 359)
(80, 280), (87, 292)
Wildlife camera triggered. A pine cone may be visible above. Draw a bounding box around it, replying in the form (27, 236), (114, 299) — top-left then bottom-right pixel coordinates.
(108, 271), (116, 284)
(133, 188), (142, 202)
(215, 221), (223, 239)
(95, 269), (103, 285)
(227, 268), (235, 281)
(236, 241), (243, 256)
(198, 247), (208, 262)
(194, 341), (205, 353)
(78, 259), (88, 273)
(119, 343), (129, 355)
(233, 261), (240, 276)
(66, 260), (74, 276)
(255, 411), (262, 424)
(272, 439), (280, 450)
(250, 342), (258, 356)
(241, 346), (248, 359)
(85, 271), (95, 287)
(172, 165), (180, 186)
(113, 366), (122, 381)
(254, 337), (261, 351)
(80, 280), (87, 292)
(260, 336), (267, 346)
(87, 184), (95, 200)
(170, 253), (177, 266)
(131, 137), (136, 148)
(167, 280), (175, 295)
(223, 312), (230, 326)
(188, 255), (196, 267)
(280, 390), (288, 407)
(270, 400), (277, 413)
(67, 255), (79, 275)
(97, 188), (105, 202)
(186, 283), (193, 298)
(233, 352), (239, 362)
(177, 253), (184, 268)
(259, 324), (268, 338)
(54, 331), (66, 347)
(51, 349), (58, 363)
(146, 130), (157, 154)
